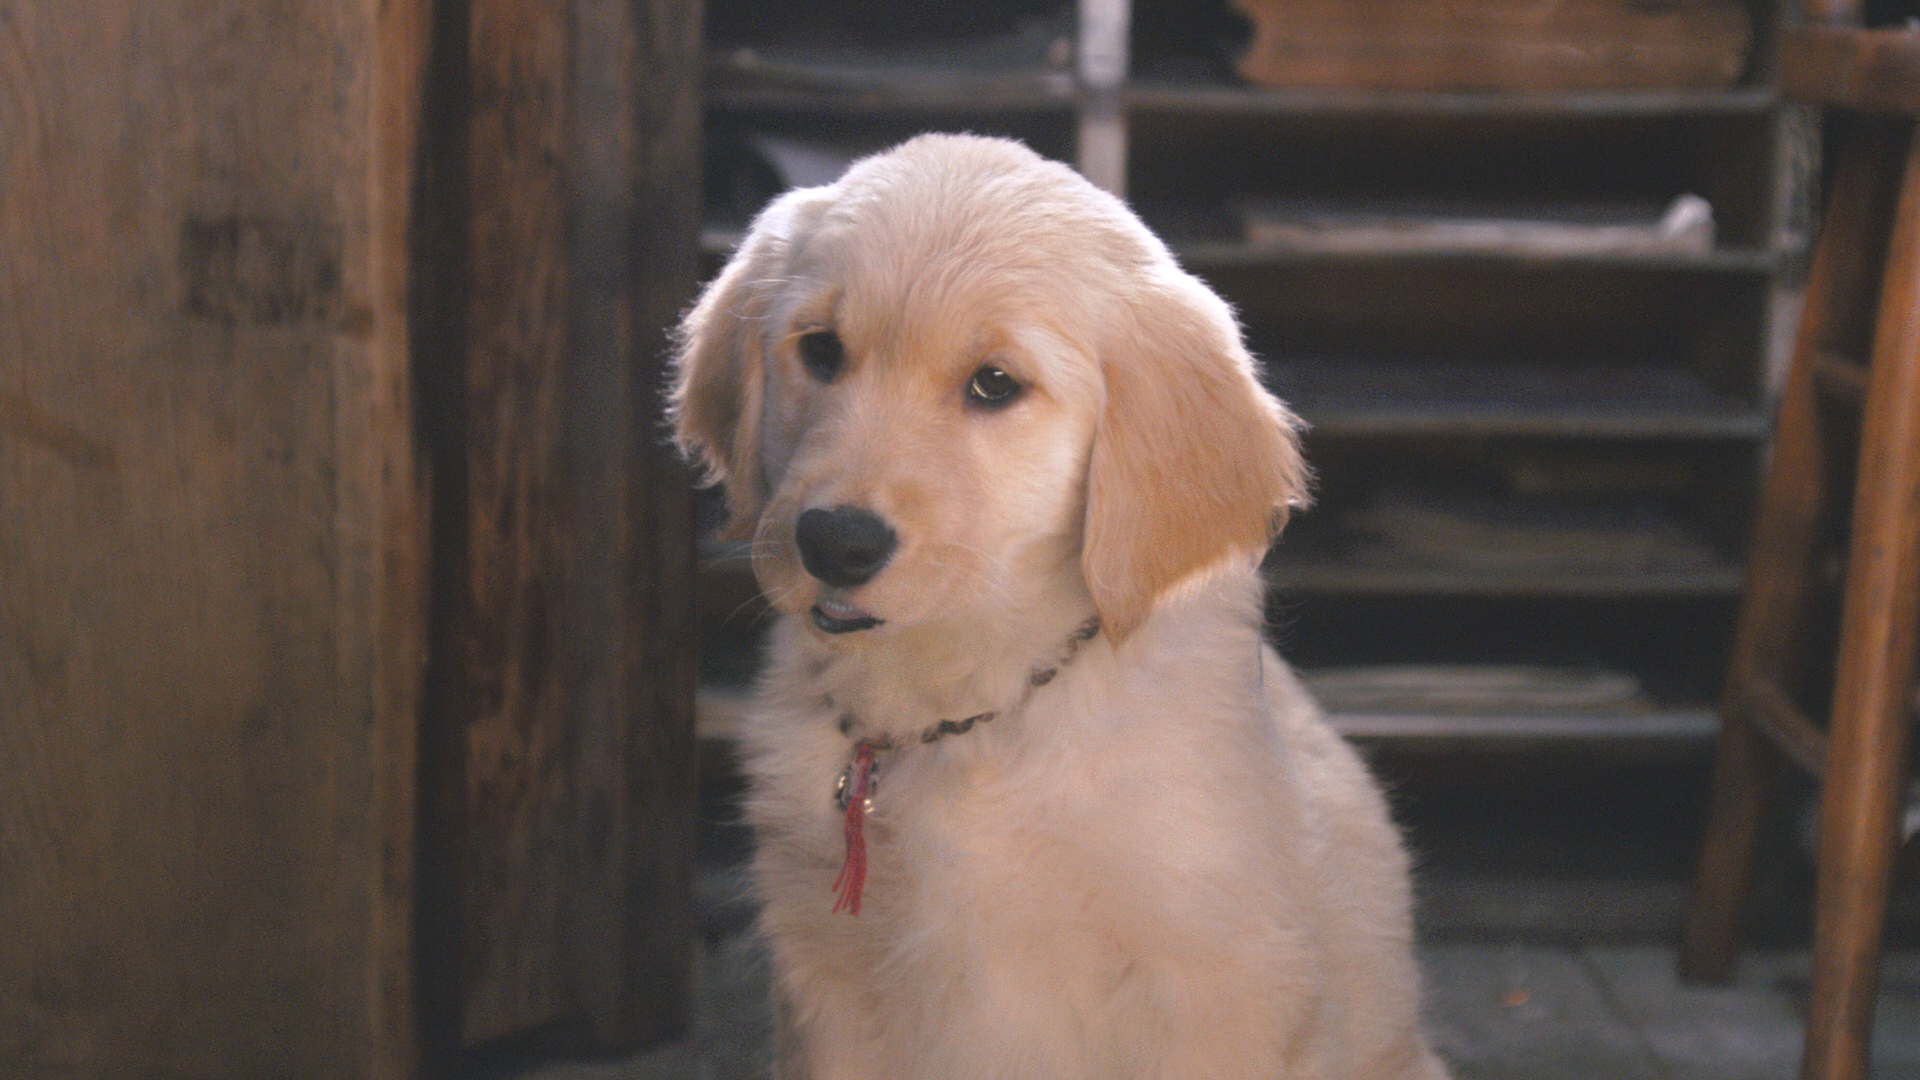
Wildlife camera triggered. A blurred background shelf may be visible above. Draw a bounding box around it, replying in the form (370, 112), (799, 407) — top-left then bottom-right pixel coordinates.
(1124, 83), (1780, 117)
(1268, 564), (1748, 598)
(1268, 488), (1747, 596)
(707, 69), (1078, 112)
(1268, 358), (1771, 439)
(1326, 708), (1720, 742)
(1175, 241), (1780, 272)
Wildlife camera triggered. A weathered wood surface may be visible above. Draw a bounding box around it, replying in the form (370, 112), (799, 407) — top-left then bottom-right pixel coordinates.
(419, 0), (580, 1049)
(0, 1), (430, 1077)
(413, 0), (703, 1057)
(1232, 0), (1752, 92)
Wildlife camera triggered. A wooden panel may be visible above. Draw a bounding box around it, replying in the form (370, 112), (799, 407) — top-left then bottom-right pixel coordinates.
(0, 1), (429, 1078)
(414, 0), (702, 1056)
(367, 6), (435, 1077)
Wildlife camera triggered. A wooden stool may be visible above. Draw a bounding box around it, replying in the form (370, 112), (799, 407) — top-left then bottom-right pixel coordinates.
(1681, 11), (1920, 1080)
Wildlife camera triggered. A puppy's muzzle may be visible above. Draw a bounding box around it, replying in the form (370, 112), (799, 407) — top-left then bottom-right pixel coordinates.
(796, 506), (898, 589)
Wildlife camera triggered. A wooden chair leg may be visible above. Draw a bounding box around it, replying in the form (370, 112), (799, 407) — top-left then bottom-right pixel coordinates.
(1801, 124), (1920, 1080)
(1684, 707), (1783, 981)
(1683, 318), (1834, 982)
(1681, 120), (1906, 984)
(1681, 291), (1834, 983)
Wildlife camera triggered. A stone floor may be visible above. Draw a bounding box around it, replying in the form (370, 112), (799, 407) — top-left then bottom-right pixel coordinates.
(522, 940), (1920, 1080)
(504, 749), (1920, 1080)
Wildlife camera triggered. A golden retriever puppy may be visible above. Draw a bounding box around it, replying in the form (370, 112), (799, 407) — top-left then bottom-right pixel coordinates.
(672, 134), (1447, 1080)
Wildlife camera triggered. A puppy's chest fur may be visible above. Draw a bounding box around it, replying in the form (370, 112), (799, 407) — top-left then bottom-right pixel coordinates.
(741, 613), (1332, 1073)
(749, 638), (1113, 904)
(746, 616), (1119, 882)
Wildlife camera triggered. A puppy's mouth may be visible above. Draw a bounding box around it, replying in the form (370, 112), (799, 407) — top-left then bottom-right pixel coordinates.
(811, 595), (884, 635)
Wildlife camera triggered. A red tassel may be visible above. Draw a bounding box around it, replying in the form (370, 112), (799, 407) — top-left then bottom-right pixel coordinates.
(832, 743), (877, 916)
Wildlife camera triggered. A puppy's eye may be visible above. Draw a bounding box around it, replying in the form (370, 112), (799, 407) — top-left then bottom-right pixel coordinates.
(797, 330), (845, 382)
(966, 365), (1022, 408)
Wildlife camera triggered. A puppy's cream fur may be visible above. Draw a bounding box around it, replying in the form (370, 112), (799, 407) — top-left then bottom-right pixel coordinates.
(673, 134), (1448, 1080)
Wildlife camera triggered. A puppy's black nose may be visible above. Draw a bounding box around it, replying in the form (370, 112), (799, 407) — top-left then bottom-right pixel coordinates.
(795, 506), (897, 589)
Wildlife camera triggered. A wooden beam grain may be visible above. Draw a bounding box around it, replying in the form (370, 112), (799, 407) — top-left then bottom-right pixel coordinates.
(413, 0), (702, 1058)
(0, 2), (431, 1076)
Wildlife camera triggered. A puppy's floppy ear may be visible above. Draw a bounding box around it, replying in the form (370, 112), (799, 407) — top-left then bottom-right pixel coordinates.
(1082, 270), (1310, 641)
(669, 189), (821, 540)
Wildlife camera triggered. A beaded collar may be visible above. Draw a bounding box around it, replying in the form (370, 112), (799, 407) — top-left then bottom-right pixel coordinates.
(827, 616), (1101, 915)
(831, 615), (1102, 763)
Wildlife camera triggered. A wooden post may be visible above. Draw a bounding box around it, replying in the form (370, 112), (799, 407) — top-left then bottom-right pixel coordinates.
(0, 2), (432, 1077)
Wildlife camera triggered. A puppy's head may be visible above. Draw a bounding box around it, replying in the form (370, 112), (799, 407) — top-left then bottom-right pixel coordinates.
(671, 134), (1307, 642)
